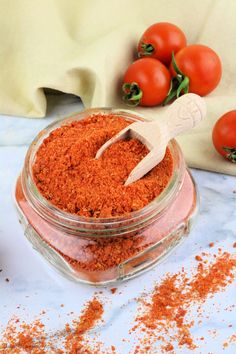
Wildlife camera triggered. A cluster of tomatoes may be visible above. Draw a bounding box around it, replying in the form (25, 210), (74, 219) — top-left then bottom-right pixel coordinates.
(122, 22), (236, 163)
(122, 22), (222, 107)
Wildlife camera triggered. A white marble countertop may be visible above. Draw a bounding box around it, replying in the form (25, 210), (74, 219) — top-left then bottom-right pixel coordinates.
(0, 94), (236, 353)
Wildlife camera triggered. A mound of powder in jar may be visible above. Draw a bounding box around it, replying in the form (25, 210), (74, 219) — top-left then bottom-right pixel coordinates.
(33, 114), (173, 217)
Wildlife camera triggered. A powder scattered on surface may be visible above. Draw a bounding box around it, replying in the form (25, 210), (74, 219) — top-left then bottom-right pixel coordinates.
(1, 252), (235, 353)
(189, 252), (236, 300)
(0, 297), (104, 354)
(0, 318), (48, 353)
(162, 343), (174, 352)
(64, 297), (104, 353)
(195, 255), (202, 262)
(33, 114), (173, 218)
(223, 333), (236, 349)
(209, 242), (215, 248)
(132, 251), (236, 353)
(111, 344), (116, 352)
(233, 242), (236, 248)
(110, 288), (117, 294)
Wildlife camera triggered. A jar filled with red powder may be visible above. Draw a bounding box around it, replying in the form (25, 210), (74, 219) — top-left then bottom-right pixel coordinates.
(15, 108), (198, 285)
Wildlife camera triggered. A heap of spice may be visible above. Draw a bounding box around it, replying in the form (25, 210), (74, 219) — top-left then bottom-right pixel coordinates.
(33, 114), (173, 218)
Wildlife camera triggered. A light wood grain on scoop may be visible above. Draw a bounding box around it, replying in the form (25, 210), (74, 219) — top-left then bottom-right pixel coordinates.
(96, 94), (206, 185)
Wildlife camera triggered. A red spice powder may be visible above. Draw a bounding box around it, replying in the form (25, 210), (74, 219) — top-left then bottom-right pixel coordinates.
(162, 343), (174, 352)
(0, 297), (104, 354)
(61, 235), (155, 274)
(33, 114), (173, 218)
(209, 242), (215, 248)
(0, 318), (48, 353)
(111, 344), (116, 352)
(110, 288), (117, 294)
(233, 242), (236, 248)
(223, 333), (236, 349)
(195, 255), (203, 262)
(1, 253), (235, 353)
(189, 252), (236, 300)
(64, 297), (104, 353)
(133, 251), (236, 353)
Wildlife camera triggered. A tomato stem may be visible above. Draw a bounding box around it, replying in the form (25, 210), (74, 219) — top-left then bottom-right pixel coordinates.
(122, 82), (143, 106)
(223, 147), (236, 163)
(138, 42), (155, 57)
(163, 80), (177, 105)
(177, 76), (189, 97)
(171, 51), (185, 76)
(163, 52), (190, 105)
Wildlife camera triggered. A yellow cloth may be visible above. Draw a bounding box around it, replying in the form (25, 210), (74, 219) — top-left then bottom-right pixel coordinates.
(0, 0), (236, 175)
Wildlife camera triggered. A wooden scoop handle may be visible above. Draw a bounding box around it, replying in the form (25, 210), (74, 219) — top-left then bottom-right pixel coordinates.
(159, 93), (207, 139)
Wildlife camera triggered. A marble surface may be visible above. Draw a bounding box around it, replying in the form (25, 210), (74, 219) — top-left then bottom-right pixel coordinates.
(0, 94), (236, 353)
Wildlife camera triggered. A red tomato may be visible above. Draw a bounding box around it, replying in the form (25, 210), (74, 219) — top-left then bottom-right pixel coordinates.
(170, 44), (222, 96)
(122, 58), (171, 107)
(212, 110), (236, 162)
(138, 22), (187, 65)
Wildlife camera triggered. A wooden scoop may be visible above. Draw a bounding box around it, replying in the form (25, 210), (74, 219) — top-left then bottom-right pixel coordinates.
(96, 93), (206, 185)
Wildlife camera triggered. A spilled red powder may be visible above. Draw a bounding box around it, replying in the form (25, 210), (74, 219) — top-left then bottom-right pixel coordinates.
(133, 251), (236, 353)
(162, 343), (174, 352)
(33, 114), (173, 218)
(195, 255), (202, 262)
(1, 252), (236, 353)
(223, 333), (236, 349)
(189, 252), (236, 300)
(0, 318), (48, 353)
(233, 242), (236, 248)
(110, 288), (117, 294)
(111, 344), (116, 352)
(64, 297), (104, 353)
(0, 297), (104, 354)
(209, 242), (215, 248)
(228, 334), (236, 344)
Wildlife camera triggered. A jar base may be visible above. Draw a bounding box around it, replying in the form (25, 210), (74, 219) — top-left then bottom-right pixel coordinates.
(15, 169), (198, 286)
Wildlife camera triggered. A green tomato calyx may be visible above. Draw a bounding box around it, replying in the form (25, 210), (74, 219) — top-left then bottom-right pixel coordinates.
(122, 82), (143, 106)
(223, 147), (236, 162)
(138, 42), (155, 57)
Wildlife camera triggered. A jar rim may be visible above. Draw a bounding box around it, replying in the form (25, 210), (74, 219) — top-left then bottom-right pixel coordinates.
(21, 107), (185, 234)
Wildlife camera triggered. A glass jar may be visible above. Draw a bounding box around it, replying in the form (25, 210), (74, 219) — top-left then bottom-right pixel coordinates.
(15, 108), (198, 285)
